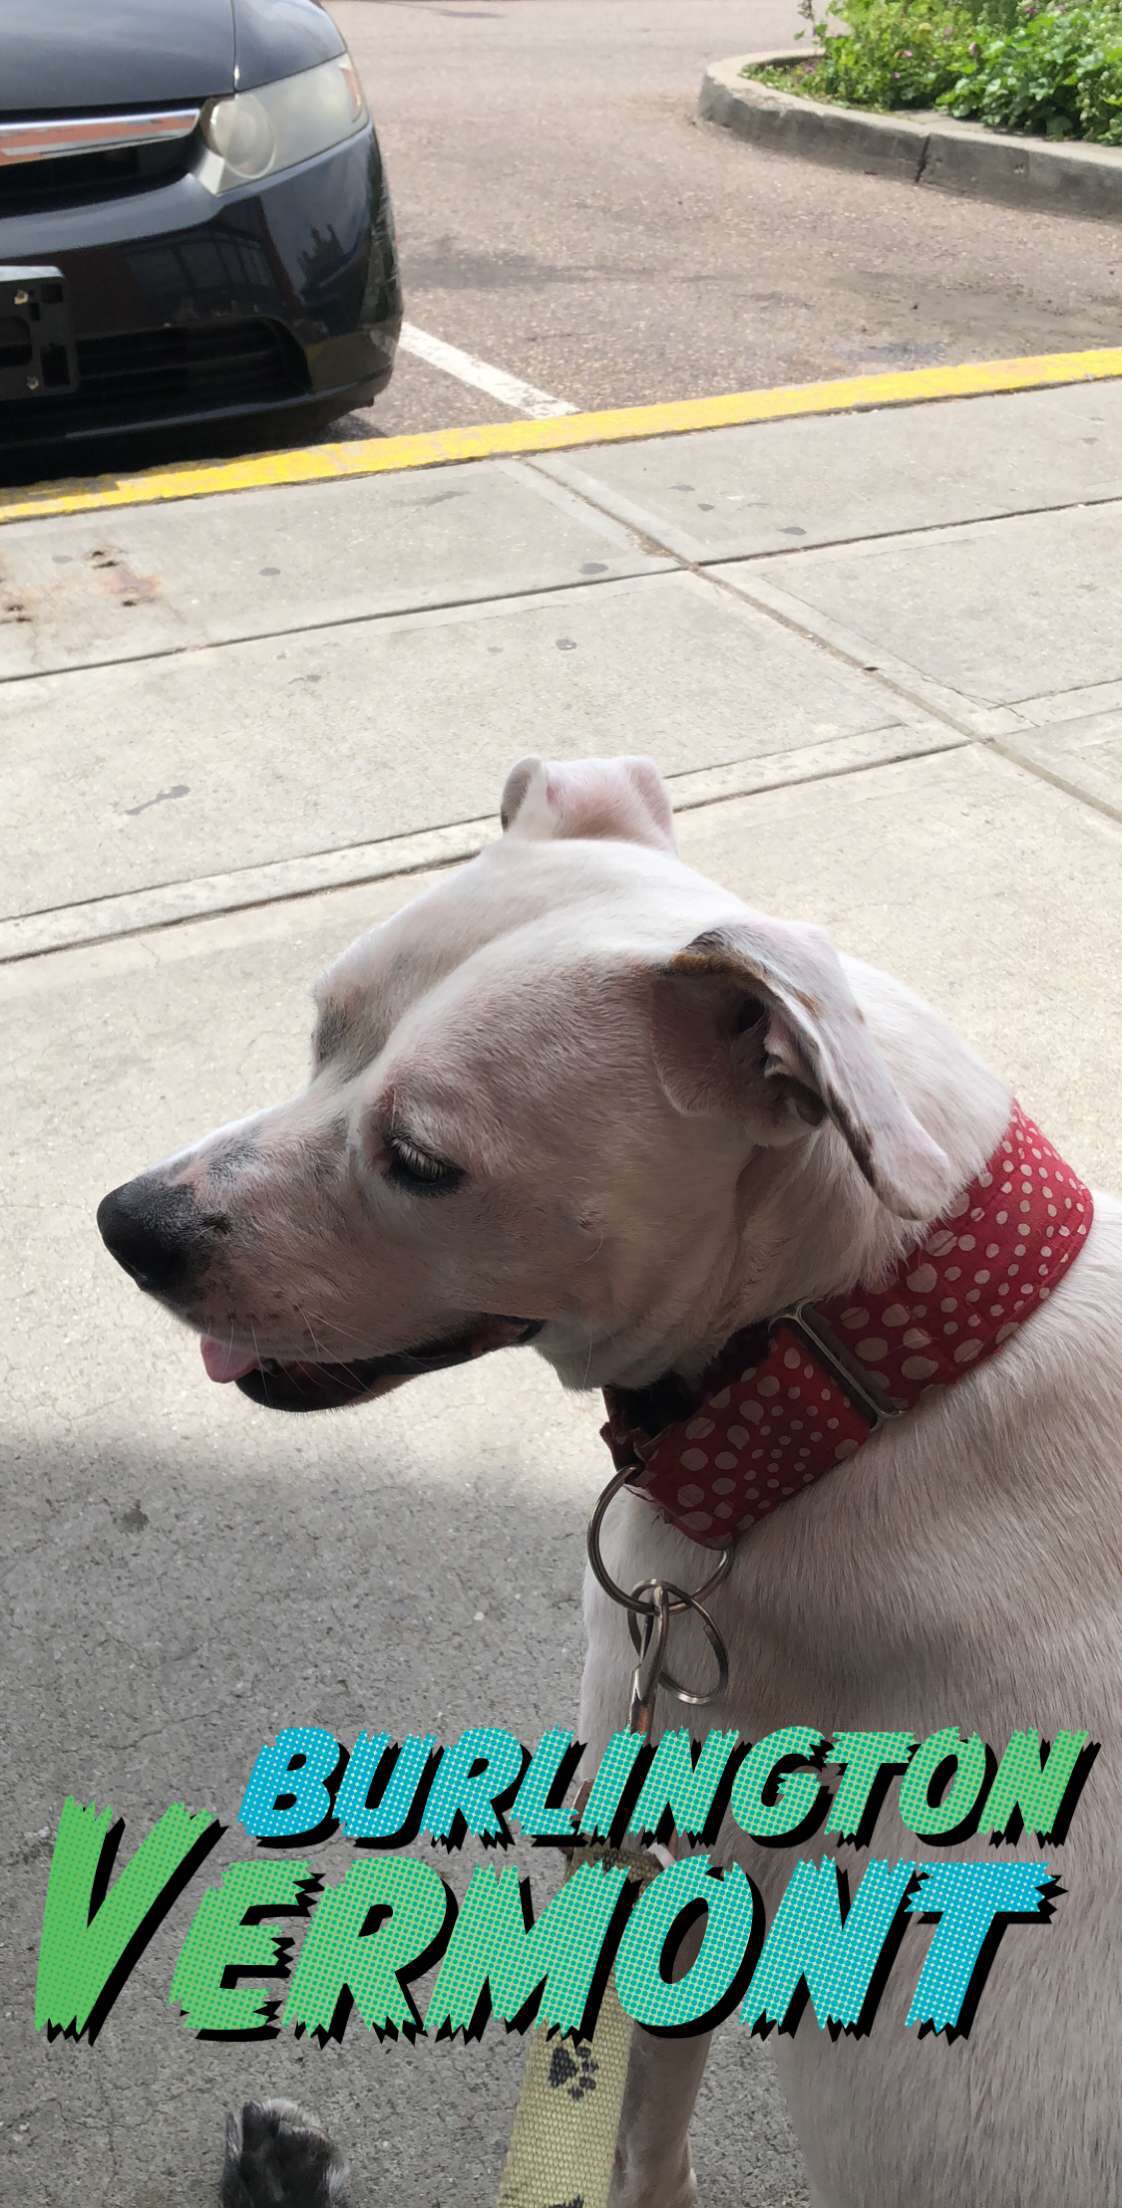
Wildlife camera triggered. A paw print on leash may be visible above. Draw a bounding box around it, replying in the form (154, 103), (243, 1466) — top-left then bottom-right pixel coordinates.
(548, 2043), (599, 2103)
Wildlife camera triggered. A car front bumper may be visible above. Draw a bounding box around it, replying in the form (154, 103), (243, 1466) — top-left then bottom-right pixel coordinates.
(0, 121), (401, 452)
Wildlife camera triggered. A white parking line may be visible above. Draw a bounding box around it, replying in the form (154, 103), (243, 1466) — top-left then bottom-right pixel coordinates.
(398, 322), (578, 419)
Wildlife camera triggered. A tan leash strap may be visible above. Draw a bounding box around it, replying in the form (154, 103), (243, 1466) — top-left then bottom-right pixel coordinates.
(499, 1545), (730, 2207)
(497, 1847), (665, 2208)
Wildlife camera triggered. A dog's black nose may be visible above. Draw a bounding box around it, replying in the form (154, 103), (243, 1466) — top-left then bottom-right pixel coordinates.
(97, 1177), (197, 1295)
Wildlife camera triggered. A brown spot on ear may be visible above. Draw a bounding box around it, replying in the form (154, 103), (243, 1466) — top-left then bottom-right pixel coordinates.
(671, 928), (729, 966)
(824, 1084), (876, 1189)
(667, 948), (736, 978)
(314, 1001), (350, 1064)
(794, 989), (822, 1017)
(499, 757), (537, 833)
(668, 927), (772, 987)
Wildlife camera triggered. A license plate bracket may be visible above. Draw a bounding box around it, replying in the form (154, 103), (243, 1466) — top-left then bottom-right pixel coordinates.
(0, 265), (78, 401)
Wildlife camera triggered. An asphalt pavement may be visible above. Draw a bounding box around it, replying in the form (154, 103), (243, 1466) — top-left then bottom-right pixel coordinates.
(333, 0), (1122, 440)
(3, 367), (1122, 2204)
(7, 0), (1120, 486)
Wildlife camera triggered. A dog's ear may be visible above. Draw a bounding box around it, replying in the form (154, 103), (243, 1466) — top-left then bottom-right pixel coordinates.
(652, 919), (954, 1220)
(500, 755), (676, 851)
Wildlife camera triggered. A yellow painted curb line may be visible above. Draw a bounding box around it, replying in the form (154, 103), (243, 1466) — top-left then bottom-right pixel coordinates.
(3, 347), (1122, 526)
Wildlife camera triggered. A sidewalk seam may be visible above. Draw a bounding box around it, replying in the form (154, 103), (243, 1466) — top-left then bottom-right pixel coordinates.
(0, 728), (964, 967)
(719, 569), (1023, 739)
(988, 737), (1122, 828)
(6, 485), (1121, 693)
(521, 453), (1004, 744)
(712, 491), (1122, 569)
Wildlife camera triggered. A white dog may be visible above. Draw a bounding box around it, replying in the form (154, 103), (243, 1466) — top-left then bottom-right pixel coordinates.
(99, 755), (1122, 2208)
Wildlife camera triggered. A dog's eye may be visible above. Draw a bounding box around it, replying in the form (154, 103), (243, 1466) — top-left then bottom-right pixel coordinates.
(386, 1135), (462, 1194)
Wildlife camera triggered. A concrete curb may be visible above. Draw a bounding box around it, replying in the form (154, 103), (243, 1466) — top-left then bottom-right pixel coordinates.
(699, 51), (1122, 223)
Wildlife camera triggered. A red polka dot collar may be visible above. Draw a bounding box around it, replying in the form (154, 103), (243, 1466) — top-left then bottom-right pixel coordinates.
(601, 1104), (1093, 1550)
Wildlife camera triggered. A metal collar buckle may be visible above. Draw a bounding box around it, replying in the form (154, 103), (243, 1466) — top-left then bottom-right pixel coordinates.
(778, 1299), (905, 1431)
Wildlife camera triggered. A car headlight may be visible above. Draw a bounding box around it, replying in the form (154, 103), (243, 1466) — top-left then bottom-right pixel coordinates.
(197, 53), (367, 193)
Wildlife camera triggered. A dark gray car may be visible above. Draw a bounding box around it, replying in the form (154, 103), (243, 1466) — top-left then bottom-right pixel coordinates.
(0, 0), (401, 455)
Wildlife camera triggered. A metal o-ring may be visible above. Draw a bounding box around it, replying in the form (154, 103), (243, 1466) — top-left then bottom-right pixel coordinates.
(626, 1578), (730, 1707)
(587, 1462), (736, 1618)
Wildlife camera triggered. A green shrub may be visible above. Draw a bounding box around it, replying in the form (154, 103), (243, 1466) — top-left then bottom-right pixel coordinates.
(746, 0), (1122, 143)
(940, 3), (1122, 142)
(793, 0), (978, 109)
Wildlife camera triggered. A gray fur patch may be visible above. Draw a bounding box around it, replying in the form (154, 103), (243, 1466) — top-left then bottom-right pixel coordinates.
(221, 2099), (351, 2208)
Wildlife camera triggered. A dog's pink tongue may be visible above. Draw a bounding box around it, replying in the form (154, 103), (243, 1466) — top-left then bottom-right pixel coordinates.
(200, 1336), (259, 1384)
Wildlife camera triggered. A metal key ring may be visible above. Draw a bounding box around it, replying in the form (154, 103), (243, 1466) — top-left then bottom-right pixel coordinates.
(626, 1577), (730, 1707)
(587, 1461), (736, 1619)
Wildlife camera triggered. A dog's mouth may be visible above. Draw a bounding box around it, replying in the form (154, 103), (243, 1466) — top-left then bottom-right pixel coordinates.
(199, 1317), (542, 1414)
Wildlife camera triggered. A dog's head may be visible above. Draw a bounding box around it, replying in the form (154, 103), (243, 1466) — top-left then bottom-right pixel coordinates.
(97, 755), (953, 1408)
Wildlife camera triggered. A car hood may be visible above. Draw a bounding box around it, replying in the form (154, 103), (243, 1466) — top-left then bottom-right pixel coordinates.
(0, 0), (346, 114)
(0, 0), (236, 114)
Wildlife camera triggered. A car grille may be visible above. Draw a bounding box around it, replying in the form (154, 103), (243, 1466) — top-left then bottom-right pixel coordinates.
(0, 136), (193, 217)
(0, 320), (308, 443)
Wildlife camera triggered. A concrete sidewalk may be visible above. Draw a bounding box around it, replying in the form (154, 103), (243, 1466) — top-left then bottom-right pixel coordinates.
(3, 377), (1122, 2206)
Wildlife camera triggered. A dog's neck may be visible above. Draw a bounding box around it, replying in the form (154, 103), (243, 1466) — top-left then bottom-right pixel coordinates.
(604, 1095), (1093, 1546)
